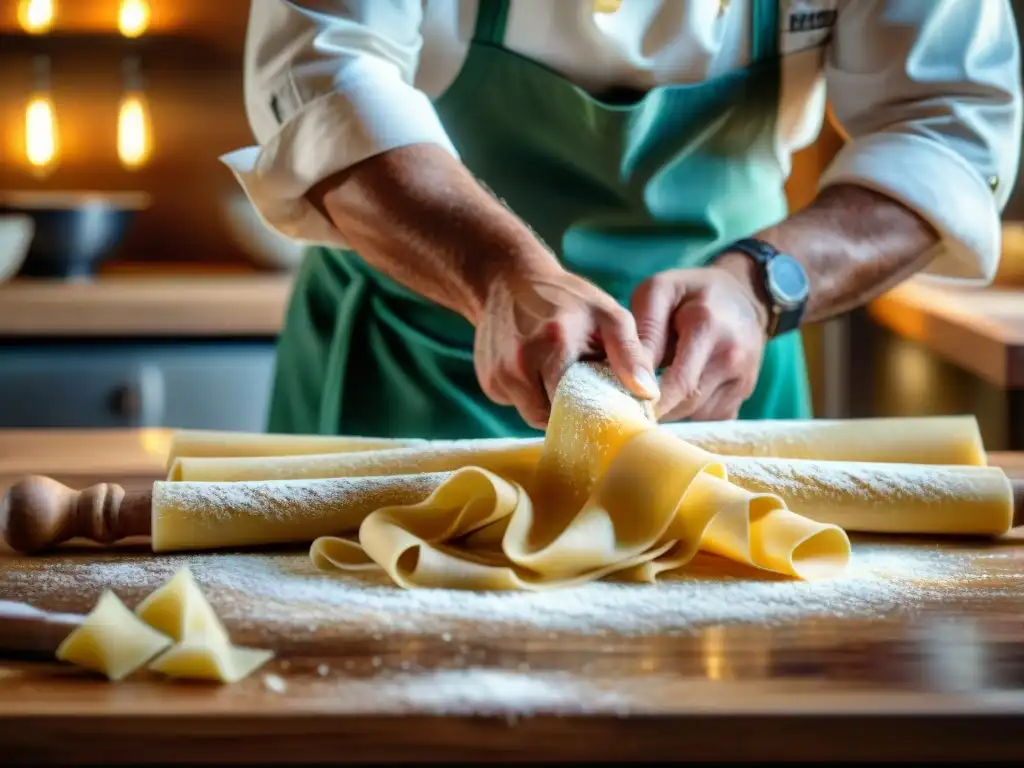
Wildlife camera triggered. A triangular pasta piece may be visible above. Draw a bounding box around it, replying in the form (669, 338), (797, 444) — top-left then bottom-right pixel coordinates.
(56, 591), (171, 681)
(134, 567), (229, 645)
(148, 641), (273, 684)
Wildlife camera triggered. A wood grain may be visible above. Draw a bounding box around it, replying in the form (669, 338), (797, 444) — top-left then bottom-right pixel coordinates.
(0, 275), (292, 337)
(1, 431), (1024, 761)
(868, 282), (1024, 389)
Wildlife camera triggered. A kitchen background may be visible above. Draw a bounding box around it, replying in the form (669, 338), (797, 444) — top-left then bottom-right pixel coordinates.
(0, 0), (1022, 448)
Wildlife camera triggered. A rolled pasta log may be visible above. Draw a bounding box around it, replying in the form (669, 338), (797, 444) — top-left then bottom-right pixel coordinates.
(664, 416), (987, 466)
(167, 429), (422, 468)
(168, 439), (543, 486)
(723, 457), (1014, 535)
(151, 473), (447, 552)
(165, 415), (985, 474)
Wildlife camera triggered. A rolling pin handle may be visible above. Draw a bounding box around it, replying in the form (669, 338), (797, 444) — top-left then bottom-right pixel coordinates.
(1013, 479), (1024, 529)
(0, 475), (152, 554)
(0, 600), (84, 656)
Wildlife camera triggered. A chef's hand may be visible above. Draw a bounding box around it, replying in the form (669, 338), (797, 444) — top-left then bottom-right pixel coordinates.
(631, 254), (769, 422)
(476, 264), (660, 429)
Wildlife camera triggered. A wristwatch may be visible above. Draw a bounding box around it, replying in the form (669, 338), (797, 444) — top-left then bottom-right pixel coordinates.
(718, 237), (809, 338)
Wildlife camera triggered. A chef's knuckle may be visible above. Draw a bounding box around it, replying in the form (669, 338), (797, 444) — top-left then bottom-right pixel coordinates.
(505, 351), (530, 382)
(599, 302), (632, 331)
(540, 319), (566, 344)
(677, 301), (713, 334)
(720, 342), (746, 372)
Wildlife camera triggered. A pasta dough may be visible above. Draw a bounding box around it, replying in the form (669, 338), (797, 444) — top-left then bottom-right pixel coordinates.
(139, 569), (273, 683)
(168, 439), (541, 485)
(167, 429), (422, 467)
(308, 363), (852, 587)
(55, 591), (172, 681)
(149, 459), (1014, 554)
(167, 415), (986, 472)
(665, 416), (987, 466)
(135, 567), (230, 644)
(167, 414), (987, 483)
(723, 457), (1013, 535)
(151, 473), (448, 552)
(156, 362), (1009, 590)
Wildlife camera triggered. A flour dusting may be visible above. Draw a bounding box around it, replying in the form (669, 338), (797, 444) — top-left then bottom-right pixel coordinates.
(381, 668), (621, 714)
(0, 541), (1003, 640)
(724, 457), (992, 506)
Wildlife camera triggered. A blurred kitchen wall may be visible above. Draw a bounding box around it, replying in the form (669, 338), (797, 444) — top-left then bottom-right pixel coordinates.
(0, 0), (853, 272)
(0, 0), (255, 267)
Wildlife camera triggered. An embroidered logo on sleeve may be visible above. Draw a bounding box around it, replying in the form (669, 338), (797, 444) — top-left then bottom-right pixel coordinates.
(786, 0), (838, 32)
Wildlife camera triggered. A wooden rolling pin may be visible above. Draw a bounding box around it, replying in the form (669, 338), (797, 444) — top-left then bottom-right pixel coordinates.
(0, 600), (82, 657)
(1, 475), (151, 554)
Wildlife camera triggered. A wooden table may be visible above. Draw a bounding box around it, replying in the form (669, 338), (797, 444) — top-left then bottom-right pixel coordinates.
(869, 281), (1024, 447)
(2, 432), (1024, 762)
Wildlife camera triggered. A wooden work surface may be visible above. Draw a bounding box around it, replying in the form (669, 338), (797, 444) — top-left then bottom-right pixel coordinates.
(869, 280), (1024, 389)
(0, 273), (292, 338)
(2, 431), (1024, 762)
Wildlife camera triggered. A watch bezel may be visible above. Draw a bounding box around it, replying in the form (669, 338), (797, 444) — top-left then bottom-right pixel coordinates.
(765, 252), (810, 310)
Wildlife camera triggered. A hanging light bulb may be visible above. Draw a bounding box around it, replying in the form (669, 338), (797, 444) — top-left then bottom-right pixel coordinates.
(117, 94), (152, 169)
(118, 0), (150, 38)
(24, 56), (60, 176)
(117, 56), (153, 170)
(17, 0), (55, 35)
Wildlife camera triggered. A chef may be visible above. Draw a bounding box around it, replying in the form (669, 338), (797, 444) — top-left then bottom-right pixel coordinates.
(223, 0), (1021, 440)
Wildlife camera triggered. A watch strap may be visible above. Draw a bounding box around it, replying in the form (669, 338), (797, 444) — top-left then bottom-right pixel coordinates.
(722, 237), (807, 338)
(729, 237), (777, 266)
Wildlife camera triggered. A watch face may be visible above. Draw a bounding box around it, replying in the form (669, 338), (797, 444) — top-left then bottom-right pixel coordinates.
(766, 253), (809, 307)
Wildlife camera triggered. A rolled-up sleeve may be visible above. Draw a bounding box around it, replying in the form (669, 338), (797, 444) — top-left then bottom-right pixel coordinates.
(821, 0), (1023, 284)
(220, 0), (458, 246)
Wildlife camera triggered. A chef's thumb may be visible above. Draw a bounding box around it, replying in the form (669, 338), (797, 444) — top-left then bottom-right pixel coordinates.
(598, 308), (660, 401)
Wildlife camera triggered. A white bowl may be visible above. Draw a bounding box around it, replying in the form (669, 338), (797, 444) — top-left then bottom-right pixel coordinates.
(0, 214), (35, 283)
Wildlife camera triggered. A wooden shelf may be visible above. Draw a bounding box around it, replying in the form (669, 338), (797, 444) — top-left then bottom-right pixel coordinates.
(0, 33), (240, 69)
(0, 272), (292, 338)
(868, 281), (1024, 389)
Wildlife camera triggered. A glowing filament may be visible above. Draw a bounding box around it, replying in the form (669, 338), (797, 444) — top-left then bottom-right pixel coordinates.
(25, 95), (59, 171)
(117, 93), (152, 169)
(118, 0), (150, 38)
(17, 0), (55, 34)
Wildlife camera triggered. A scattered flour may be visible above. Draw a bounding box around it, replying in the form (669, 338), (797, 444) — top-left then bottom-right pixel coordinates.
(0, 540), (1002, 638)
(379, 669), (619, 714)
(262, 673), (287, 693)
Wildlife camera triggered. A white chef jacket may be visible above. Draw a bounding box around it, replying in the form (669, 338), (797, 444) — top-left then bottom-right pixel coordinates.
(221, 0), (1024, 284)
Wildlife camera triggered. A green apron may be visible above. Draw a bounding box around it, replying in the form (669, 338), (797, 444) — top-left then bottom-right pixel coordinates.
(269, 0), (812, 439)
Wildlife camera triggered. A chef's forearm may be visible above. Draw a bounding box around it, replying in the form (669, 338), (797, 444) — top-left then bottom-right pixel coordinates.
(307, 144), (561, 325)
(721, 183), (940, 325)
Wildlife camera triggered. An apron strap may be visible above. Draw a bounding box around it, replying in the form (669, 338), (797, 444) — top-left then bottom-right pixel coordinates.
(749, 0), (780, 62)
(472, 0), (511, 46)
